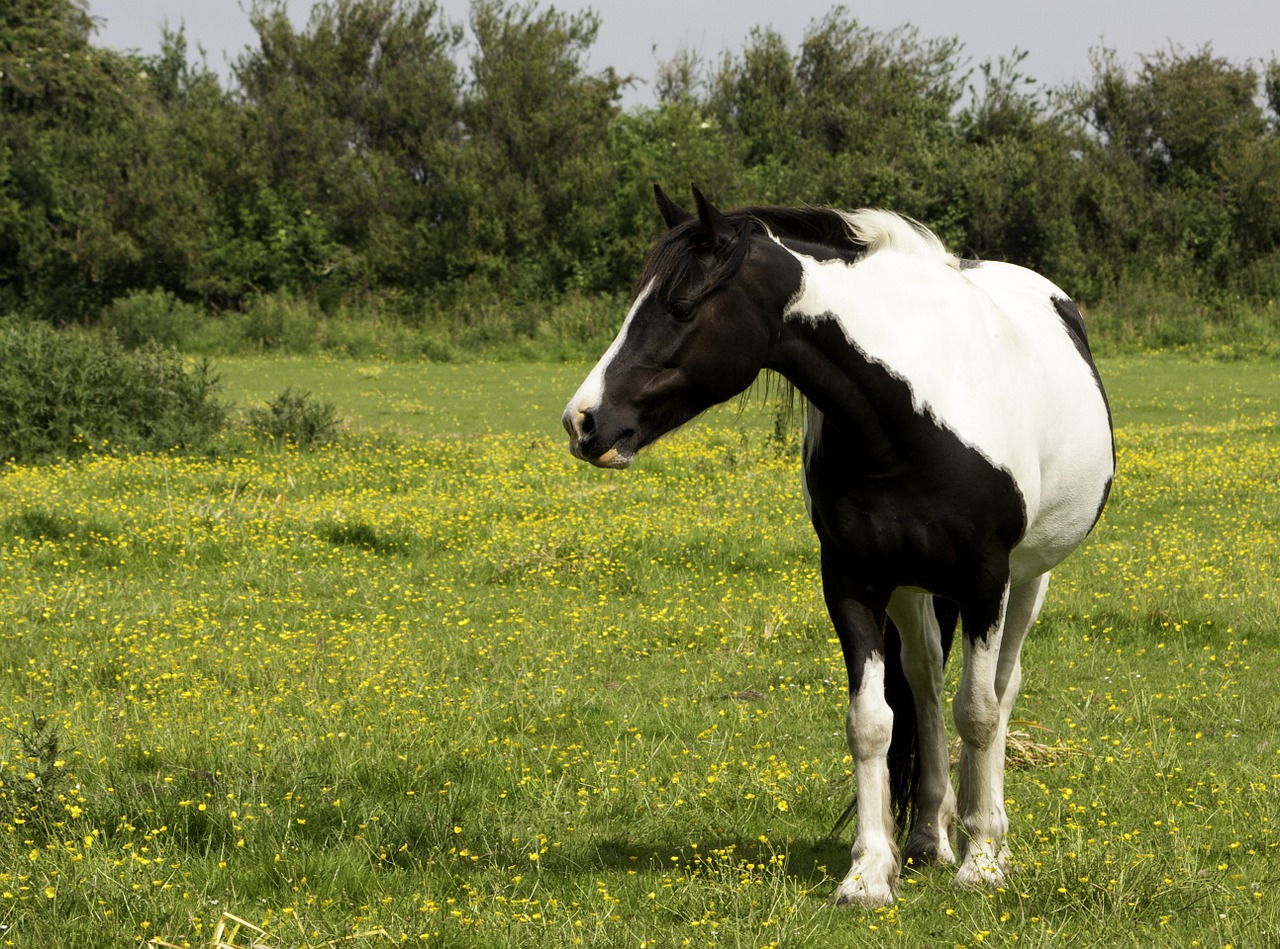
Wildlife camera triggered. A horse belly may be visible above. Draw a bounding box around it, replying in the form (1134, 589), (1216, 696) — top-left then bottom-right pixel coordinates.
(1008, 392), (1113, 584)
(952, 270), (1115, 585)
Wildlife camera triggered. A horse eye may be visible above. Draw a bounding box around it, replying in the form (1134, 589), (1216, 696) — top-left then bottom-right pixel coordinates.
(668, 300), (695, 321)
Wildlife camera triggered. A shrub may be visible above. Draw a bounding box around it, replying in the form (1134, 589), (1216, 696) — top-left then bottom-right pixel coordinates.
(236, 292), (324, 352)
(100, 289), (205, 349)
(1084, 270), (1280, 353)
(0, 719), (82, 840)
(0, 321), (226, 464)
(246, 388), (340, 448)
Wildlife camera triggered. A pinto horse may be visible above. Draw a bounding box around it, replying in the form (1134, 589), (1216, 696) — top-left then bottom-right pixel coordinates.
(562, 185), (1114, 906)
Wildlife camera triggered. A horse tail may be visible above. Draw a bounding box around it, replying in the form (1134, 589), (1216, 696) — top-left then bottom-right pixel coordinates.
(884, 596), (960, 833)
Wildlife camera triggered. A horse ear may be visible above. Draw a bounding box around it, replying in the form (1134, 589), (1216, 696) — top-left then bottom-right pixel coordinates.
(690, 184), (731, 238)
(654, 184), (693, 229)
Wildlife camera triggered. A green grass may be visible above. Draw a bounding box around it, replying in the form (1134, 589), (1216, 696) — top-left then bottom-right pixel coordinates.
(214, 357), (611, 440)
(0, 353), (1276, 947)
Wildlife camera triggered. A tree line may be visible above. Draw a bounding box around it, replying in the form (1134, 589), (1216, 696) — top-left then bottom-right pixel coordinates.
(3, 0), (1279, 348)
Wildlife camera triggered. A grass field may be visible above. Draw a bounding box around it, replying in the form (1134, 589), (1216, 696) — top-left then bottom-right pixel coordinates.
(0, 353), (1277, 947)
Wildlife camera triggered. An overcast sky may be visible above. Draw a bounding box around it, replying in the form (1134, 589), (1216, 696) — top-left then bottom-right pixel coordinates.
(89, 0), (1278, 107)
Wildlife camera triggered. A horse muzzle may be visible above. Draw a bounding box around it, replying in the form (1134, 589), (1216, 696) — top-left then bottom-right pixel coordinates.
(562, 405), (636, 469)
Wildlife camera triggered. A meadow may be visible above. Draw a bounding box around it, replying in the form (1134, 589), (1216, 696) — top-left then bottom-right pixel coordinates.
(0, 353), (1277, 948)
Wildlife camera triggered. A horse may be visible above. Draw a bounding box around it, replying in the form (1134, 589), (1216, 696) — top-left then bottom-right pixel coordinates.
(561, 184), (1114, 907)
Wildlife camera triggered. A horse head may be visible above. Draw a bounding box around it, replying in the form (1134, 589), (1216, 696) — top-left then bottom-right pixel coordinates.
(562, 185), (787, 468)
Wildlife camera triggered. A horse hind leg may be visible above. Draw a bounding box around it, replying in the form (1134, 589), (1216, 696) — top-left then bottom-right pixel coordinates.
(887, 590), (958, 868)
(953, 572), (1050, 889)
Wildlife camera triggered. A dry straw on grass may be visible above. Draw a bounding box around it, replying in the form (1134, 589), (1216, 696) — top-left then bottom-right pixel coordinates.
(147, 912), (392, 949)
(1002, 721), (1083, 770)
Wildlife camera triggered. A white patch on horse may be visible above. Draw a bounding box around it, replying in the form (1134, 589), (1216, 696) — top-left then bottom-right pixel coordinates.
(952, 573), (1049, 887)
(961, 262), (1114, 581)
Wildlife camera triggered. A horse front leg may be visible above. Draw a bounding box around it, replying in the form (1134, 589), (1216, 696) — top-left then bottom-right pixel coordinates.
(952, 572), (1050, 889)
(822, 553), (898, 907)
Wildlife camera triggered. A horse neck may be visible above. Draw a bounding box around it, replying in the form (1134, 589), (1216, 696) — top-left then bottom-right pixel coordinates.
(758, 246), (916, 450)
(764, 314), (902, 461)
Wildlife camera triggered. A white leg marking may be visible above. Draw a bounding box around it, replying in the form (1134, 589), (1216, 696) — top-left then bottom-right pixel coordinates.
(953, 583), (1010, 888)
(834, 655), (899, 907)
(887, 590), (956, 867)
(953, 574), (1050, 889)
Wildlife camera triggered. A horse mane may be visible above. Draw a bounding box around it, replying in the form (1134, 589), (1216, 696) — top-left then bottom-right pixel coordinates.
(837, 209), (959, 268)
(637, 204), (957, 302)
(727, 204), (957, 268)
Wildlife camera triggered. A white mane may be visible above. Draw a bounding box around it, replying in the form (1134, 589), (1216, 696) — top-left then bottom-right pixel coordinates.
(838, 209), (960, 270)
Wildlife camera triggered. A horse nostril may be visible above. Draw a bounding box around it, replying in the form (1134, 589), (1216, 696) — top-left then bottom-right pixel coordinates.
(580, 408), (596, 436)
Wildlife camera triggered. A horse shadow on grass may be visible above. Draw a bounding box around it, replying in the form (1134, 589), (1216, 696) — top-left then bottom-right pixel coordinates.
(553, 833), (852, 893)
(382, 830), (854, 895)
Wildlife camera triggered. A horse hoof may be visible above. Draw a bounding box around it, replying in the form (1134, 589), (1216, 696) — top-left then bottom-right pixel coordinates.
(954, 858), (1006, 890)
(833, 863), (897, 908)
(833, 881), (895, 908)
(904, 838), (956, 868)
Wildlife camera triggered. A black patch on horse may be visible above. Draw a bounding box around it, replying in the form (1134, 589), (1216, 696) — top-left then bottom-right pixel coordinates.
(1053, 296), (1115, 523)
(791, 318), (1028, 638)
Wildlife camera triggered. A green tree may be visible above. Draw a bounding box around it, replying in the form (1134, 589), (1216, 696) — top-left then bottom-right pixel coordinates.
(707, 10), (965, 215)
(951, 53), (1091, 290)
(455, 0), (627, 297)
(600, 101), (741, 288)
(0, 0), (101, 120)
(654, 46), (704, 107)
(710, 26), (801, 176)
(1070, 46), (1279, 296)
(1, 0), (220, 317)
(233, 0), (463, 297)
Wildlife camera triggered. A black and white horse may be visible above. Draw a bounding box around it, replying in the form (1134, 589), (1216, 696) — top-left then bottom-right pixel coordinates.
(562, 185), (1114, 906)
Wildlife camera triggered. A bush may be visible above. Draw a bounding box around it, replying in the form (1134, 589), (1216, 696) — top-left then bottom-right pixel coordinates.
(1084, 271), (1280, 353)
(235, 293), (325, 352)
(0, 321), (225, 464)
(246, 388), (340, 448)
(100, 289), (205, 349)
(0, 718), (81, 840)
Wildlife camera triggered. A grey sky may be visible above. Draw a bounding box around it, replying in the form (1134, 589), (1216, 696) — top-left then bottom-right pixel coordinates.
(89, 0), (1278, 107)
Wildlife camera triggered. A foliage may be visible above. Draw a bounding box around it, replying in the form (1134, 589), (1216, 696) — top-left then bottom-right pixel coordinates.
(0, 355), (1275, 945)
(457, 0), (627, 295)
(232, 0), (464, 298)
(0, 718), (83, 841)
(100, 288), (205, 350)
(0, 0), (102, 119)
(245, 387), (340, 448)
(1, 0), (1279, 350)
(1066, 47), (1280, 300)
(0, 5), (223, 319)
(0, 320), (225, 463)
